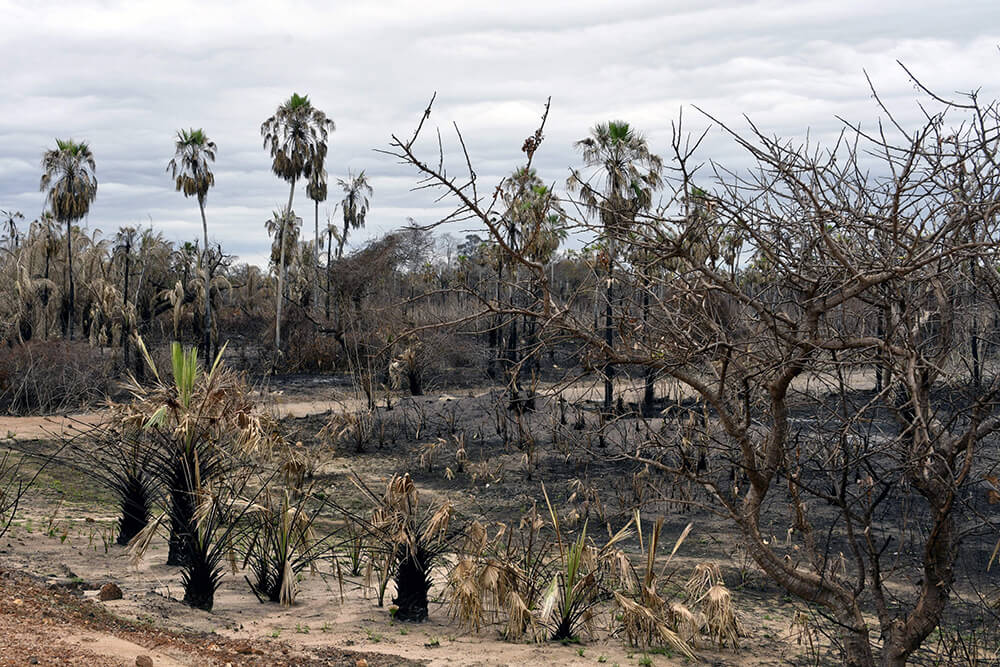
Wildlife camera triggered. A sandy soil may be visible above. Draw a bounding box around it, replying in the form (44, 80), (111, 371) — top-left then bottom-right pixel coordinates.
(0, 565), (420, 666)
(0, 374), (898, 666)
(0, 520), (810, 666)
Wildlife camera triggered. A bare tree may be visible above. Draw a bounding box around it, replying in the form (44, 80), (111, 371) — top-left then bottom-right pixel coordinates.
(386, 74), (1000, 666)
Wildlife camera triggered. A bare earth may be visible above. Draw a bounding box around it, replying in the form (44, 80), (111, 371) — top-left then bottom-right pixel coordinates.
(0, 381), (851, 666)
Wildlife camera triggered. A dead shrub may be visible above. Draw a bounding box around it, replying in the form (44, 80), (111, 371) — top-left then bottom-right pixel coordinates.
(0, 341), (114, 414)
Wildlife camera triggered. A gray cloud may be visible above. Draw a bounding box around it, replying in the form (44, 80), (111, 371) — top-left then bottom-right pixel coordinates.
(2, 0), (999, 264)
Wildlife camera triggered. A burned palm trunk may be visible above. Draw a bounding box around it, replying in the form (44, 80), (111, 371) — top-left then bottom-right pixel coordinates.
(602, 240), (617, 414)
(181, 564), (217, 611)
(121, 239), (131, 369)
(116, 472), (153, 546)
(166, 476), (196, 566)
(641, 280), (655, 415)
(505, 310), (523, 411)
(487, 264), (503, 380)
(407, 367), (423, 396)
(393, 546), (432, 622)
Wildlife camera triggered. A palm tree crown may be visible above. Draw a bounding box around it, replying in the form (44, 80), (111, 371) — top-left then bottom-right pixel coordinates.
(40, 139), (97, 340)
(307, 168), (328, 204)
(167, 128), (217, 205)
(261, 93), (335, 186)
(336, 170), (372, 258)
(40, 139), (98, 223)
(501, 167), (566, 264)
(568, 120), (662, 230)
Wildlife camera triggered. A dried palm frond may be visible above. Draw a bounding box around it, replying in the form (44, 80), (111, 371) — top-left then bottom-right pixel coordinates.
(504, 590), (539, 640)
(670, 601), (705, 644)
(421, 501), (453, 544)
(615, 592), (696, 659)
(700, 583), (744, 649)
(417, 438), (444, 472)
(447, 557), (488, 631)
(344, 473), (463, 622)
(242, 486), (334, 607)
(320, 409), (375, 453)
(685, 561), (724, 601)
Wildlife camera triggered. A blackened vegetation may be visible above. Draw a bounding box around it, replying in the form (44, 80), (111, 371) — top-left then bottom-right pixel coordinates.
(381, 71), (1000, 665)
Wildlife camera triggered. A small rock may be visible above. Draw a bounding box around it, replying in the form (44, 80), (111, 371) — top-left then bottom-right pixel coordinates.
(135, 655), (153, 667)
(355, 660), (368, 667)
(98, 582), (123, 601)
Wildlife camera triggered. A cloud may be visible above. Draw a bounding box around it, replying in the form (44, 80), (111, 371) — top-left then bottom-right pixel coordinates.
(2, 0), (999, 262)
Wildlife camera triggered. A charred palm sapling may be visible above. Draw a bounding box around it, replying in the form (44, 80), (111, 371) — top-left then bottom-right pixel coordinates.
(73, 419), (159, 545)
(124, 339), (277, 566)
(445, 504), (553, 639)
(131, 470), (264, 612)
(539, 486), (633, 642)
(612, 515), (698, 658)
(243, 485), (337, 606)
(350, 473), (460, 622)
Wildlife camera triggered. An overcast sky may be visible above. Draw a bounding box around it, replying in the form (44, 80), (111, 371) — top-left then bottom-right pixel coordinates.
(2, 0), (999, 266)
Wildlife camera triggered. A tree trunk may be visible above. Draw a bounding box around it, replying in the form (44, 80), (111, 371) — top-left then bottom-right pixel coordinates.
(313, 199), (320, 316)
(879, 496), (956, 666)
(506, 290), (521, 410)
(122, 240), (130, 369)
(488, 263), (502, 380)
(603, 249), (614, 412)
(66, 221), (74, 341)
(199, 200), (212, 361)
(42, 250), (50, 341)
(875, 303), (888, 393)
(325, 226), (333, 319)
(970, 256), (981, 388)
(641, 284), (655, 414)
(275, 179), (295, 357)
(839, 615), (876, 667)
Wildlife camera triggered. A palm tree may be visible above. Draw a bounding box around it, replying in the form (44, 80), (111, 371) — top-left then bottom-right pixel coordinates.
(567, 121), (662, 412)
(40, 139), (98, 340)
(306, 169), (327, 316)
(336, 170), (372, 260)
(498, 167), (565, 409)
(265, 208), (301, 330)
(261, 93), (335, 353)
(167, 128), (217, 358)
(1, 210), (23, 251)
(114, 226), (139, 368)
(32, 212), (59, 340)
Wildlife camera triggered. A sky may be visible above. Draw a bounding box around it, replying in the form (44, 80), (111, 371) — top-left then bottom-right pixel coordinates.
(2, 0), (1000, 266)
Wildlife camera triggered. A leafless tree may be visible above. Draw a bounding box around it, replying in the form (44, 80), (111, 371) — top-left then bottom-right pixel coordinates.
(386, 71), (1000, 666)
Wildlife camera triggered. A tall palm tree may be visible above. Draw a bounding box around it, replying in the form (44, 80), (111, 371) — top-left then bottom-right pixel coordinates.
(32, 212), (59, 340)
(336, 170), (372, 260)
(261, 93), (335, 352)
(306, 169), (327, 316)
(114, 226), (139, 368)
(1, 209), (23, 251)
(167, 128), (217, 357)
(498, 167), (566, 409)
(568, 121), (662, 412)
(40, 139), (98, 340)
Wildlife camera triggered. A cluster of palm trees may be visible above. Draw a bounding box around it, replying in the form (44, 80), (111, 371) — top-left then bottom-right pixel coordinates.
(27, 92), (375, 361)
(14, 97), (669, 417)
